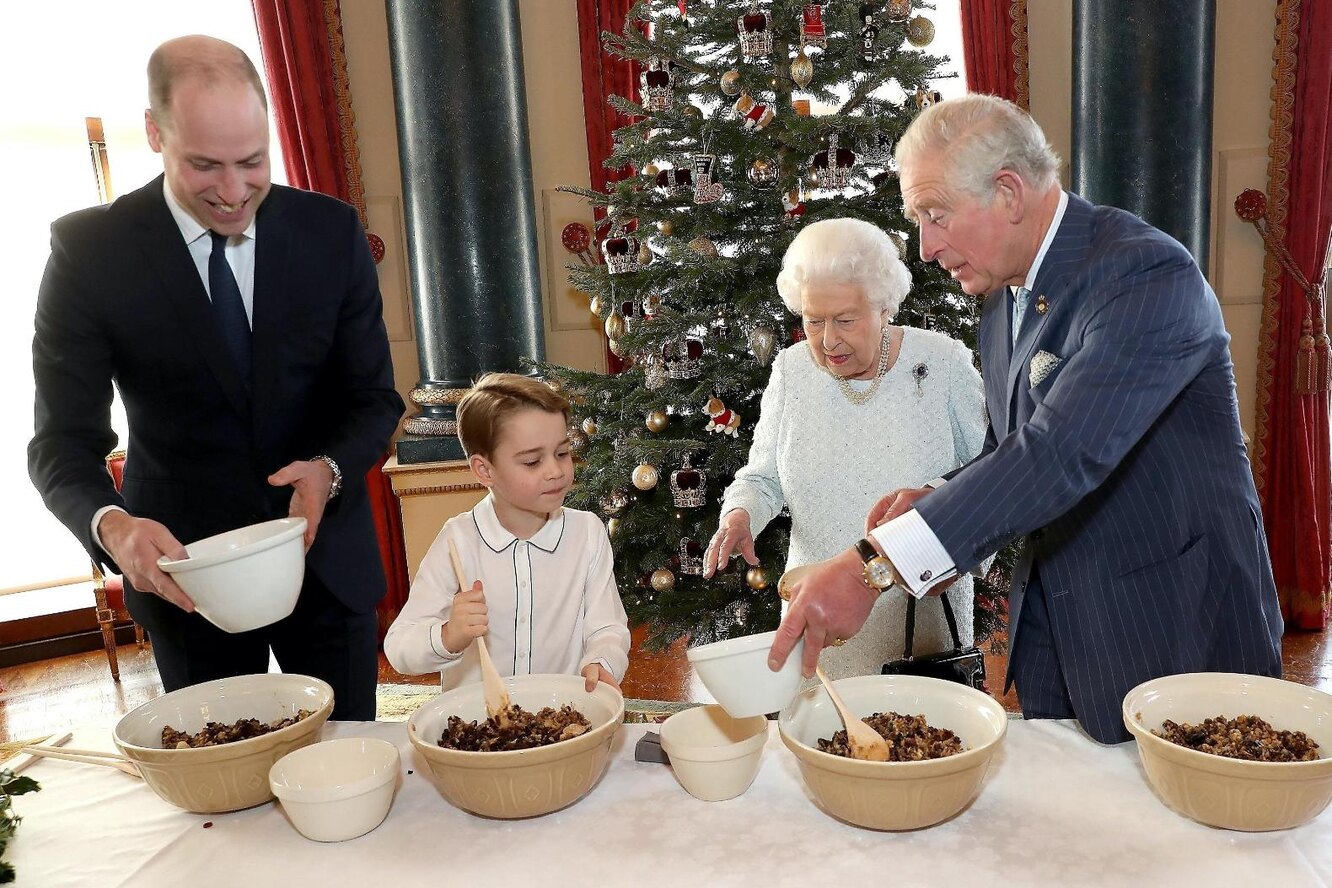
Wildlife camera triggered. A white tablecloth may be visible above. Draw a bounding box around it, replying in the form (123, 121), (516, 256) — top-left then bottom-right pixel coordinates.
(10, 719), (1332, 887)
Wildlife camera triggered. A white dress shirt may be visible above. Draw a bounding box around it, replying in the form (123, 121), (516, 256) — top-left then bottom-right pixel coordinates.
(90, 183), (259, 549)
(871, 191), (1069, 597)
(383, 494), (632, 691)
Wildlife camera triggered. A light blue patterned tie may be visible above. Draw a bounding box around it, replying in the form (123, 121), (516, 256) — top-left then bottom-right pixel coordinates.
(1012, 286), (1032, 345)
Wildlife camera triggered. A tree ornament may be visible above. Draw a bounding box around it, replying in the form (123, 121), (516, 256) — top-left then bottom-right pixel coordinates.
(641, 57), (676, 112)
(782, 189), (807, 223)
(650, 568), (676, 592)
(642, 292), (663, 317)
(644, 357), (667, 390)
(748, 325), (777, 366)
(638, 242), (654, 265)
(632, 463), (660, 491)
(643, 163), (660, 177)
(812, 134), (856, 189)
(704, 396), (742, 436)
(655, 166), (693, 195)
(657, 218), (675, 236)
(607, 338), (628, 358)
(581, 416), (599, 436)
(663, 336), (705, 378)
(607, 517), (621, 538)
(914, 86), (943, 109)
(790, 48), (815, 89)
(799, 4), (827, 50)
(736, 5), (772, 59)
(906, 16), (935, 47)
(605, 310), (627, 340)
(678, 538), (705, 575)
(567, 427), (589, 452)
(681, 104), (704, 120)
(887, 0), (912, 22)
(646, 409), (669, 433)
(599, 489), (629, 515)
(601, 229), (640, 274)
(688, 236), (719, 258)
(732, 94), (775, 131)
(747, 157), (778, 190)
(720, 69), (742, 97)
(669, 456), (707, 508)
(858, 4), (880, 63)
(691, 153), (725, 204)
(746, 565), (770, 590)
(588, 294), (605, 316)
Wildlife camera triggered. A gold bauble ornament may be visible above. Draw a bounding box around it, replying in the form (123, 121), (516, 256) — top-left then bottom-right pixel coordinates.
(643, 163), (660, 177)
(790, 49), (814, 89)
(638, 242), (653, 265)
(607, 517), (621, 538)
(650, 568), (676, 592)
(605, 311), (627, 340)
(632, 463), (660, 491)
(746, 566), (770, 590)
(608, 338), (627, 358)
(689, 236), (719, 257)
(720, 70), (742, 97)
(645, 409), (669, 433)
(658, 219), (674, 236)
(589, 294), (605, 316)
(906, 15), (935, 47)
(747, 158), (778, 190)
(581, 417), (598, 436)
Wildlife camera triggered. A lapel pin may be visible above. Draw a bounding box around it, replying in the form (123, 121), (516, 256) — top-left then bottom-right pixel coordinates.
(1035, 294), (1049, 315)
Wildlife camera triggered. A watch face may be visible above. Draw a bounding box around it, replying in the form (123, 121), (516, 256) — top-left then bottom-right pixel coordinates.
(864, 558), (895, 589)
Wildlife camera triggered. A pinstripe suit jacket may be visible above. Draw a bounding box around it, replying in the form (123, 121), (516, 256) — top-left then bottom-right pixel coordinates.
(915, 193), (1283, 743)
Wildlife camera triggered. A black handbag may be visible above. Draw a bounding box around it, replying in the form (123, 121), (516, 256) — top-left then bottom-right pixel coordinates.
(880, 594), (987, 693)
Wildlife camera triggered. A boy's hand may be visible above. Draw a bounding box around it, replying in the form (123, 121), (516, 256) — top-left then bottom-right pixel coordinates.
(441, 581), (488, 653)
(582, 663), (620, 693)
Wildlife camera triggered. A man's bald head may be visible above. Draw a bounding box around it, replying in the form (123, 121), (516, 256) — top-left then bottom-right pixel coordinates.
(147, 35), (267, 133)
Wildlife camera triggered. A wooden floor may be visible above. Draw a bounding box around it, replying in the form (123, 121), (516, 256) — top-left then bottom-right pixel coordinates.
(2, 627), (1329, 745)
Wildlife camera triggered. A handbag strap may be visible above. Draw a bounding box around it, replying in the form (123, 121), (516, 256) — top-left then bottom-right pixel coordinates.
(901, 592), (966, 660)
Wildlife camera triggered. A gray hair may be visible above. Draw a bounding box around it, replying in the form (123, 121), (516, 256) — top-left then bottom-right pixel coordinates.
(775, 218), (911, 316)
(895, 94), (1060, 199)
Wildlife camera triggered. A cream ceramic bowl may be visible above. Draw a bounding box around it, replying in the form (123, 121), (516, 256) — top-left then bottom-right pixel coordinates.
(114, 673), (334, 813)
(659, 704), (767, 802)
(1123, 672), (1332, 831)
(407, 673), (624, 819)
(270, 738), (400, 842)
(687, 630), (805, 718)
(158, 517), (307, 633)
(779, 674), (1008, 830)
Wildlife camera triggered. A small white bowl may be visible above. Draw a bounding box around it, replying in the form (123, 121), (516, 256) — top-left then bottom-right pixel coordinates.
(269, 738), (400, 842)
(687, 630), (804, 718)
(158, 517), (306, 633)
(659, 704), (767, 802)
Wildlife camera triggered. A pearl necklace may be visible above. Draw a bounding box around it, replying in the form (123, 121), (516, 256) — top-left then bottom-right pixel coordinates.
(829, 327), (893, 406)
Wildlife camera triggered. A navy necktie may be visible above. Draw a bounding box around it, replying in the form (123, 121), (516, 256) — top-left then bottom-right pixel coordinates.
(208, 231), (251, 378)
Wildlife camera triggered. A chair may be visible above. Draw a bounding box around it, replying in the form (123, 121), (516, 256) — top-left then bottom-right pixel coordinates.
(92, 450), (146, 681)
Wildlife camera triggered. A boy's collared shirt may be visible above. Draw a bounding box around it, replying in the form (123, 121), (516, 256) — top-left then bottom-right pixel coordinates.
(383, 494), (631, 690)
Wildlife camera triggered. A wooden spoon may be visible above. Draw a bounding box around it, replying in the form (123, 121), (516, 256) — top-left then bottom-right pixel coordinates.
(445, 536), (511, 723)
(18, 745), (141, 777)
(815, 666), (889, 762)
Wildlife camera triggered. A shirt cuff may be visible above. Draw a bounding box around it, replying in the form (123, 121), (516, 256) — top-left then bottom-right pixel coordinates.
(91, 505), (127, 555)
(925, 477), (947, 489)
(428, 620), (464, 661)
(868, 510), (956, 599)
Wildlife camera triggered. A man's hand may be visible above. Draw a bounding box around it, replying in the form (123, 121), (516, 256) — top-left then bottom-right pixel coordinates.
(97, 510), (194, 612)
(267, 459), (334, 550)
(441, 581), (488, 653)
(865, 485), (934, 534)
(703, 508), (757, 578)
(768, 548), (877, 678)
(582, 663), (620, 692)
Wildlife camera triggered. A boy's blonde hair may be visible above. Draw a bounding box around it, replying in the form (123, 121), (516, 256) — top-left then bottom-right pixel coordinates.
(456, 373), (571, 458)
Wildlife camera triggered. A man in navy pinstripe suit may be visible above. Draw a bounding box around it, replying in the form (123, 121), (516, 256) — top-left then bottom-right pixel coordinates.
(770, 94), (1283, 744)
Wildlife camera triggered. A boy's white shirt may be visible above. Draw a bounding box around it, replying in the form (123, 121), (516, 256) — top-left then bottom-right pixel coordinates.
(383, 493), (631, 690)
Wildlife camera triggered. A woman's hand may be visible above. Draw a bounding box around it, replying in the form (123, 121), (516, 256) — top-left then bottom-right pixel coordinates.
(703, 509), (757, 578)
(441, 580), (488, 653)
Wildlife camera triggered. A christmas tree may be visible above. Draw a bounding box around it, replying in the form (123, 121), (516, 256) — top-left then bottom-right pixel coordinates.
(537, 0), (1006, 648)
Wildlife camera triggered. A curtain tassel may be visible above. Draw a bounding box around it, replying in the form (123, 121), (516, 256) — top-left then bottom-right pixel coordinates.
(1314, 313), (1332, 395)
(1297, 314), (1317, 395)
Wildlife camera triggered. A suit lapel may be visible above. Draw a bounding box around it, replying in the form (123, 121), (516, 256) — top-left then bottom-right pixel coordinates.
(250, 188), (292, 444)
(132, 177), (251, 418)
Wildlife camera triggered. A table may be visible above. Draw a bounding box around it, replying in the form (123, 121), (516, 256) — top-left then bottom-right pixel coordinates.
(11, 720), (1332, 887)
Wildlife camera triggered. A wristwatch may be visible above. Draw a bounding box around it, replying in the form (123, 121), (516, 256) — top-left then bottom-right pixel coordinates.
(854, 537), (899, 594)
(311, 454), (342, 499)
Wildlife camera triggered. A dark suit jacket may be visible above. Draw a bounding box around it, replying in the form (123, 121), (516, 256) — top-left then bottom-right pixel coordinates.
(920, 193), (1283, 743)
(29, 176), (404, 617)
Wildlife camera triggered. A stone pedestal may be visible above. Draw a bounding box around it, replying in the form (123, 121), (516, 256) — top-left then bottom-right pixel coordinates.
(382, 455), (487, 580)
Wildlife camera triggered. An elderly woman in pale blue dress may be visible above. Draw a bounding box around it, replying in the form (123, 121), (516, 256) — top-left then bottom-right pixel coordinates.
(704, 218), (986, 680)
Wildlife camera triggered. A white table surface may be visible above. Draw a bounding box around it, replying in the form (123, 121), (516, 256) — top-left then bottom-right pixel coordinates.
(9, 719), (1332, 887)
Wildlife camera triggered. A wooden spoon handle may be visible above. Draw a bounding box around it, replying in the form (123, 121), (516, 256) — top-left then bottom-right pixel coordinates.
(445, 535), (511, 718)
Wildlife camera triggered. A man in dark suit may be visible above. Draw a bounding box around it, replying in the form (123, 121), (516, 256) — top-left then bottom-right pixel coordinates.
(769, 94), (1283, 743)
(28, 36), (404, 720)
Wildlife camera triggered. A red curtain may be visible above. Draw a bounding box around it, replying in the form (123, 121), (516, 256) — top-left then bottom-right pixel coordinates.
(251, 0), (411, 636)
(1253, 0), (1332, 630)
(577, 0), (641, 374)
(959, 0), (1029, 108)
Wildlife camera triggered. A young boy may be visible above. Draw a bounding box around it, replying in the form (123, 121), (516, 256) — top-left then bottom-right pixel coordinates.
(384, 373), (631, 693)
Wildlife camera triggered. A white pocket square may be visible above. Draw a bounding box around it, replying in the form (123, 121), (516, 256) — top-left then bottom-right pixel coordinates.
(1030, 350), (1062, 388)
